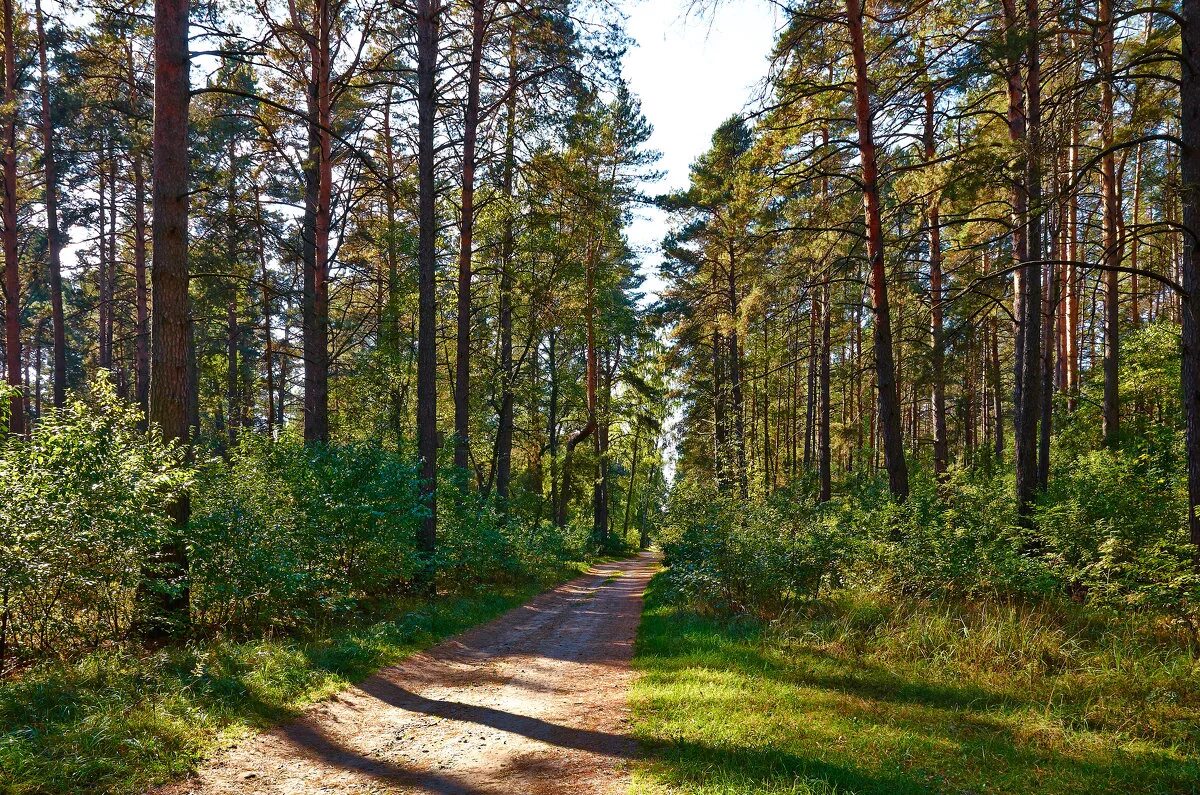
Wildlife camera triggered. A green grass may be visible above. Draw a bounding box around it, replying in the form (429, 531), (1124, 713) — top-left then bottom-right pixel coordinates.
(630, 573), (1200, 795)
(0, 562), (591, 795)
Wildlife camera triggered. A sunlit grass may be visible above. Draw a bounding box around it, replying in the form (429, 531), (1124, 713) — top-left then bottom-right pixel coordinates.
(0, 561), (591, 795)
(630, 574), (1200, 795)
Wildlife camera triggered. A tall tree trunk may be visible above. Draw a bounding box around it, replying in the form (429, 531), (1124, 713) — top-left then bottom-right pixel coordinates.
(143, 0), (193, 636)
(1179, 0), (1200, 558)
(1038, 229), (1057, 488)
(302, 0), (333, 444)
(549, 331), (562, 524)
(1005, 0), (1041, 517)
(817, 127), (833, 501)
(846, 0), (908, 500)
(559, 244), (598, 527)
(593, 344), (614, 547)
(990, 314), (1004, 459)
(415, 0), (441, 590)
(924, 75), (948, 478)
(106, 148), (117, 378)
(35, 0), (66, 410)
(257, 186), (274, 438)
(713, 325), (727, 487)
(381, 87), (404, 443)
(728, 247), (747, 497)
(133, 152), (150, 415)
(803, 293), (816, 466)
(1130, 143), (1143, 326)
(1100, 0), (1121, 445)
(1066, 120), (1080, 409)
(226, 298), (239, 449)
(454, 0), (487, 473)
(622, 421), (641, 543)
(494, 32), (518, 509)
(818, 278), (832, 501)
(3, 0), (26, 433)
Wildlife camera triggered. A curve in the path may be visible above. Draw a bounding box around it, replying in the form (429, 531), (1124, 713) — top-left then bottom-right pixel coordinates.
(163, 551), (660, 795)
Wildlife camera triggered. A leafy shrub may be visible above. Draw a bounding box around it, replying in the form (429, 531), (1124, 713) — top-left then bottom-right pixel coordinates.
(189, 435), (424, 632)
(1037, 447), (1198, 624)
(862, 470), (1057, 599)
(659, 481), (849, 617)
(0, 378), (190, 666)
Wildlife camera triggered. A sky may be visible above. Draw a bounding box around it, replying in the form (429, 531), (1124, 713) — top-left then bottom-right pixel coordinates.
(619, 0), (781, 302)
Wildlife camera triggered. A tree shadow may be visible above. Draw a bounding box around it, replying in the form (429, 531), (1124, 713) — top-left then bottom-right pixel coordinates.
(637, 606), (1200, 794)
(355, 675), (640, 759)
(277, 719), (491, 795)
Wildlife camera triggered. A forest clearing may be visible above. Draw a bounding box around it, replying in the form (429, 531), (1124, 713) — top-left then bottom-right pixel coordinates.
(1, 0), (1200, 792)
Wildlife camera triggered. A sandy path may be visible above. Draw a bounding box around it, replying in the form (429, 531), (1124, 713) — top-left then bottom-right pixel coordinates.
(162, 552), (659, 795)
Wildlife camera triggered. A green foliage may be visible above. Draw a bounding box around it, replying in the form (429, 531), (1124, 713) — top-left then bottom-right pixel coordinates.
(1038, 447), (1197, 623)
(661, 450), (1195, 625)
(858, 470), (1055, 600)
(0, 377), (190, 663)
(189, 435), (424, 632)
(659, 482), (848, 617)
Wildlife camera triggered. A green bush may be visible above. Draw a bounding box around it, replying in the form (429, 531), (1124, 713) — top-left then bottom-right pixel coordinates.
(659, 481), (848, 617)
(1037, 447), (1198, 624)
(0, 378), (189, 666)
(862, 470), (1056, 599)
(661, 453), (1197, 626)
(189, 435), (424, 632)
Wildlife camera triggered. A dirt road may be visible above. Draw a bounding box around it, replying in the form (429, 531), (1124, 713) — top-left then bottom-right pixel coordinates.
(164, 552), (659, 795)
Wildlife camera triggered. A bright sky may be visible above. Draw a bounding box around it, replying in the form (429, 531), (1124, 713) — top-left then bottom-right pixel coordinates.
(620, 0), (781, 301)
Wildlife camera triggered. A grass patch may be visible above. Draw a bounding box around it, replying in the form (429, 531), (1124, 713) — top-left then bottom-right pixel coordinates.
(0, 561), (591, 795)
(630, 573), (1200, 795)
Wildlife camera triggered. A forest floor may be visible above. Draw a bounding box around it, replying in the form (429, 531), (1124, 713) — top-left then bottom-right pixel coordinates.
(628, 573), (1200, 795)
(158, 552), (660, 795)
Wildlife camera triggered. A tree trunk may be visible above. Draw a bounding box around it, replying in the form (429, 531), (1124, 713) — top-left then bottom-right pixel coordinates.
(559, 245), (598, 527)
(495, 32), (518, 509)
(302, 0), (333, 444)
(622, 422), (641, 543)
(1066, 120), (1080, 409)
(846, 0), (908, 500)
(416, 0), (441, 590)
(924, 76), (948, 478)
(818, 278), (832, 501)
(1100, 0), (1121, 446)
(1005, 0), (1041, 518)
(728, 247), (747, 497)
(454, 0), (487, 473)
(143, 0), (193, 636)
(258, 186), (274, 438)
(1179, 0), (1200, 558)
(35, 0), (66, 410)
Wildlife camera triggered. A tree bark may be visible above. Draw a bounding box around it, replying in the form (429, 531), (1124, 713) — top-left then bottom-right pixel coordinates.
(1179, 0), (1200, 557)
(416, 0), (442, 590)
(1100, 0), (1121, 445)
(143, 0), (193, 636)
(818, 278), (832, 501)
(846, 0), (908, 500)
(495, 31), (518, 509)
(924, 76), (948, 478)
(454, 0), (487, 473)
(302, 0), (333, 444)
(4, 0), (25, 436)
(35, 0), (67, 410)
